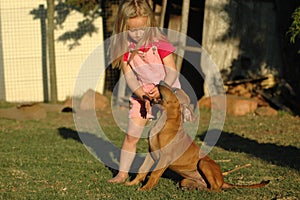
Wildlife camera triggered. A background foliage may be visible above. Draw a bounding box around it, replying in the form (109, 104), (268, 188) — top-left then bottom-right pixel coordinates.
(289, 6), (300, 44)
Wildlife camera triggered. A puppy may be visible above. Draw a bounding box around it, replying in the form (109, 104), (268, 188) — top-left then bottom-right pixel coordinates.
(126, 82), (270, 191)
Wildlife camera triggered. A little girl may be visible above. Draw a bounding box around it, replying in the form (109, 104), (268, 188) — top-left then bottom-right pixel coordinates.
(108, 0), (181, 183)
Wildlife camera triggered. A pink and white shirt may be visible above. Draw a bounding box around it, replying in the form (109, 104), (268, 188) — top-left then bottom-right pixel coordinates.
(123, 40), (181, 89)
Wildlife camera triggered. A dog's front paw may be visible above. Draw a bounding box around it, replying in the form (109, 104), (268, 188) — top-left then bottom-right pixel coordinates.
(125, 179), (140, 186)
(125, 173), (148, 186)
(138, 185), (153, 191)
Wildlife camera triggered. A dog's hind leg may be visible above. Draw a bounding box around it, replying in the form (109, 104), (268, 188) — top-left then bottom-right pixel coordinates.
(198, 157), (224, 191)
(180, 179), (208, 191)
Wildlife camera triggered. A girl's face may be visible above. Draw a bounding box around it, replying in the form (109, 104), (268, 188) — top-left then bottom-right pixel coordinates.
(127, 16), (148, 42)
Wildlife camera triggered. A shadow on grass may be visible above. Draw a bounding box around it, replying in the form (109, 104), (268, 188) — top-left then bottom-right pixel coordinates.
(57, 127), (182, 184)
(199, 129), (300, 171)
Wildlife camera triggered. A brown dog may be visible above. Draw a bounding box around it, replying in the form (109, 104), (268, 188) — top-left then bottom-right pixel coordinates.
(125, 82), (270, 191)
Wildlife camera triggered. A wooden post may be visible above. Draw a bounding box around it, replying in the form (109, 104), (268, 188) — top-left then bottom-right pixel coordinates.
(159, 0), (167, 28)
(39, 4), (49, 102)
(47, 0), (57, 103)
(176, 0), (190, 72)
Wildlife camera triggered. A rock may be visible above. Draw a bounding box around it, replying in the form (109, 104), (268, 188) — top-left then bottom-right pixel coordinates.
(252, 94), (269, 107)
(226, 95), (258, 116)
(198, 95), (258, 116)
(255, 106), (278, 116)
(79, 89), (109, 111)
(198, 96), (212, 109)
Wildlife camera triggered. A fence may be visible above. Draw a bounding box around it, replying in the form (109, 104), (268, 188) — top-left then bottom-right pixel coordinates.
(0, 0), (106, 102)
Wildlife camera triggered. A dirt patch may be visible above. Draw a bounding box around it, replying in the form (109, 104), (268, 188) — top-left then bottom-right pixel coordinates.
(0, 103), (65, 121)
(0, 92), (110, 121)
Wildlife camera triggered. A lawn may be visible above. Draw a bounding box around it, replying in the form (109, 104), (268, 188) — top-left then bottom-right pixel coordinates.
(0, 101), (299, 200)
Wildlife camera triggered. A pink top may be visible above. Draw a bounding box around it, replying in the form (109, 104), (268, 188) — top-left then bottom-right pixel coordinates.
(123, 40), (181, 88)
(123, 40), (175, 61)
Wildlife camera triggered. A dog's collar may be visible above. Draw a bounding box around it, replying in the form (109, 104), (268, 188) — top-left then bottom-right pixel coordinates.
(172, 88), (178, 94)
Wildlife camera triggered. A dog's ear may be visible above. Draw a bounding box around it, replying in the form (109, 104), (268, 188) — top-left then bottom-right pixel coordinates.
(174, 89), (190, 105)
(158, 81), (195, 121)
(174, 89), (196, 122)
(182, 104), (196, 122)
(158, 80), (170, 88)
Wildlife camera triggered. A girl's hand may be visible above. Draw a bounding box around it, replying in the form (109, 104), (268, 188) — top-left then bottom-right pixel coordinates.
(148, 86), (160, 100)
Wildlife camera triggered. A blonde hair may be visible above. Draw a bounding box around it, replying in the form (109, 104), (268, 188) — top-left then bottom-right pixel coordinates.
(109, 0), (166, 68)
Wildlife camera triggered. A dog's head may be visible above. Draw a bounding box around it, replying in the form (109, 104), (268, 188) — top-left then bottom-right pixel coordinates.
(157, 81), (195, 122)
(157, 83), (180, 119)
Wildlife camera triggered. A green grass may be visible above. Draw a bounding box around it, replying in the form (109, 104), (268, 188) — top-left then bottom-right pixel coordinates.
(0, 104), (299, 199)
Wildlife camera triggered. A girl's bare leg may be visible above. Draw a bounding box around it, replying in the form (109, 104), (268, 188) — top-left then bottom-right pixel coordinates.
(108, 117), (148, 183)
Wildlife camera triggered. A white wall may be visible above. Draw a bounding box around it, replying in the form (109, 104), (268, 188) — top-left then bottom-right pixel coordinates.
(0, 0), (105, 102)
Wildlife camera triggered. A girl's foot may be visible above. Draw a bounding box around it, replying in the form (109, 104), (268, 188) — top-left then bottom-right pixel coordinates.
(107, 173), (128, 183)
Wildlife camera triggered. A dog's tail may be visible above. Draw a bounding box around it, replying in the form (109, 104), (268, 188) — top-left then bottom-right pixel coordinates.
(222, 180), (270, 189)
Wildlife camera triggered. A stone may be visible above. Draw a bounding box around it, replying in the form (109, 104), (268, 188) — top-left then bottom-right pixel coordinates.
(226, 95), (258, 116)
(198, 95), (258, 116)
(79, 89), (109, 111)
(255, 106), (278, 116)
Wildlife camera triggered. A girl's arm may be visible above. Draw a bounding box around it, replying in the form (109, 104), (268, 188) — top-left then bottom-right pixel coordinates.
(121, 61), (148, 100)
(149, 53), (178, 100)
(162, 53), (179, 86)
